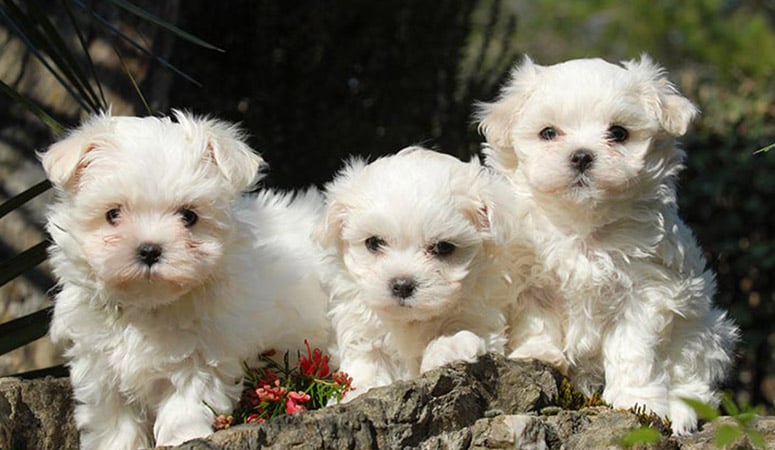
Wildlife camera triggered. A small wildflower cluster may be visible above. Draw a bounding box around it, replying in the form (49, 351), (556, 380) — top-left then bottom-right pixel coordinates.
(212, 340), (353, 430)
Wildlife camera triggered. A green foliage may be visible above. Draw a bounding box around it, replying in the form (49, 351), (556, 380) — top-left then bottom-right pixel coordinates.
(683, 394), (766, 449)
(628, 404), (672, 435)
(618, 425), (663, 448)
(754, 143), (775, 155)
(554, 377), (607, 410)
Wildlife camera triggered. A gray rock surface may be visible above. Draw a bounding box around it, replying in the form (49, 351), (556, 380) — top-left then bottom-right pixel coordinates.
(0, 376), (78, 450)
(2, 355), (773, 449)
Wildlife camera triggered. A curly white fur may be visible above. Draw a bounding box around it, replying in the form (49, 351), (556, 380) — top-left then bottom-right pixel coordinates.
(42, 111), (328, 449)
(476, 56), (739, 434)
(317, 147), (519, 400)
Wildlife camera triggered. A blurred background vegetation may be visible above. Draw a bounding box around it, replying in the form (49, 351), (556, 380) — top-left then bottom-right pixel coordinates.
(0, 0), (773, 413)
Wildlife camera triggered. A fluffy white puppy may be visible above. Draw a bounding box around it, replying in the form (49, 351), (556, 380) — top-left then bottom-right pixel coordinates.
(42, 111), (328, 449)
(317, 147), (519, 401)
(477, 56), (739, 434)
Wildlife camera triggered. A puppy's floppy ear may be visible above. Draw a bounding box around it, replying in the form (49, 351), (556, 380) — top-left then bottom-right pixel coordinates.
(39, 112), (114, 192)
(623, 55), (699, 136)
(459, 159), (517, 245)
(173, 109), (265, 192)
(316, 157), (369, 248)
(475, 55), (541, 151)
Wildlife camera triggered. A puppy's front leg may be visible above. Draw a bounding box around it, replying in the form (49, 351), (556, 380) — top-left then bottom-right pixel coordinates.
(69, 358), (150, 450)
(601, 315), (670, 419)
(505, 294), (568, 374)
(337, 351), (394, 403)
(420, 330), (488, 373)
(153, 369), (235, 447)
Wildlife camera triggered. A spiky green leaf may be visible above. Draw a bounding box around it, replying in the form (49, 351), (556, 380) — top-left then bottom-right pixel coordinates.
(0, 306), (52, 356)
(0, 180), (52, 221)
(681, 397), (720, 421)
(713, 423), (743, 448)
(619, 426), (662, 447)
(105, 0), (224, 52)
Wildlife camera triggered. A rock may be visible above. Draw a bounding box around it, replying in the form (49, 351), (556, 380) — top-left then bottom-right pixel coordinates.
(676, 416), (775, 450)
(2, 355), (774, 449)
(177, 354), (562, 450)
(0, 376), (78, 450)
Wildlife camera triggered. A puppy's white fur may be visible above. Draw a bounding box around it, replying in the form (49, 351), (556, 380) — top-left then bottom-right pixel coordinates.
(42, 111), (328, 449)
(318, 147), (516, 400)
(477, 56), (738, 434)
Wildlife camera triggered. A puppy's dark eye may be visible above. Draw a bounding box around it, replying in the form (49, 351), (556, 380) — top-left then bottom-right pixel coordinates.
(364, 236), (386, 253)
(539, 127), (559, 141)
(179, 208), (198, 227)
(430, 241), (456, 257)
(105, 207), (121, 225)
(607, 125), (629, 143)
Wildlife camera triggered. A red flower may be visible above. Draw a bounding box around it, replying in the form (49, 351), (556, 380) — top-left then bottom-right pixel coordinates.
(284, 391), (311, 414)
(288, 391), (311, 403)
(256, 368), (278, 387)
(213, 414), (234, 431)
(256, 379), (287, 402)
(242, 388), (260, 407)
(299, 339), (330, 378)
(246, 413), (264, 424)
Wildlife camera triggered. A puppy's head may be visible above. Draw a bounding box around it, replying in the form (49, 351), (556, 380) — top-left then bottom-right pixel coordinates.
(477, 55), (698, 205)
(319, 147), (513, 322)
(41, 110), (265, 308)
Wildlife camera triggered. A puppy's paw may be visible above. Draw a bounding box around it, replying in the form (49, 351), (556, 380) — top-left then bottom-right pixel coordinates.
(155, 420), (213, 447)
(602, 384), (670, 418)
(508, 342), (568, 374)
(420, 331), (487, 373)
(668, 398), (699, 436)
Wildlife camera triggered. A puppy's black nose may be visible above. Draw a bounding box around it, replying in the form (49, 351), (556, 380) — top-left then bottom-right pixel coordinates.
(137, 243), (163, 267)
(390, 277), (417, 300)
(570, 149), (595, 173)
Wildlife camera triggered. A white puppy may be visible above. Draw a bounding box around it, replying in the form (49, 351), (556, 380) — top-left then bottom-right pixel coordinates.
(477, 56), (739, 434)
(42, 111), (328, 449)
(317, 147), (519, 401)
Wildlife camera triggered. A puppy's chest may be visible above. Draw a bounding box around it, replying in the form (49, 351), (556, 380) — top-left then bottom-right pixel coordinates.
(106, 322), (199, 370)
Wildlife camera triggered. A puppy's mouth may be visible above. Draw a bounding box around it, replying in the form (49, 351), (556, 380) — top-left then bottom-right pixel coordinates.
(107, 264), (192, 291)
(570, 173), (592, 189)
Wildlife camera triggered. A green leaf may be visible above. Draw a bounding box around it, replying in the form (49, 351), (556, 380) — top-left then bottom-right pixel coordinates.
(0, 241), (49, 288)
(73, 0), (203, 87)
(735, 412), (758, 426)
(62, 0), (107, 107)
(713, 423), (743, 448)
(720, 392), (739, 416)
(104, 0), (224, 52)
(0, 179), (51, 220)
(753, 142), (774, 154)
(14, 363), (67, 380)
(681, 397), (720, 421)
(21, 0), (104, 109)
(619, 426), (663, 447)
(0, 80), (65, 134)
(0, 306), (52, 356)
(112, 43), (153, 115)
(0, 1), (97, 112)
(745, 427), (766, 450)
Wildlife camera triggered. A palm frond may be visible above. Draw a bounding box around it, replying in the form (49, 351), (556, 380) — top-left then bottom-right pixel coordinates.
(105, 0), (224, 52)
(0, 180), (52, 221)
(72, 0), (203, 87)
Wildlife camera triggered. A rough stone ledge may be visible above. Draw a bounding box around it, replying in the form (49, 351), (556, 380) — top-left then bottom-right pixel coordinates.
(2, 355), (773, 449)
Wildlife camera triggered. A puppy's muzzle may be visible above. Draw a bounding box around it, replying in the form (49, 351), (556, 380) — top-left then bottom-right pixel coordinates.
(570, 149), (595, 173)
(390, 277), (417, 302)
(137, 243), (163, 267)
